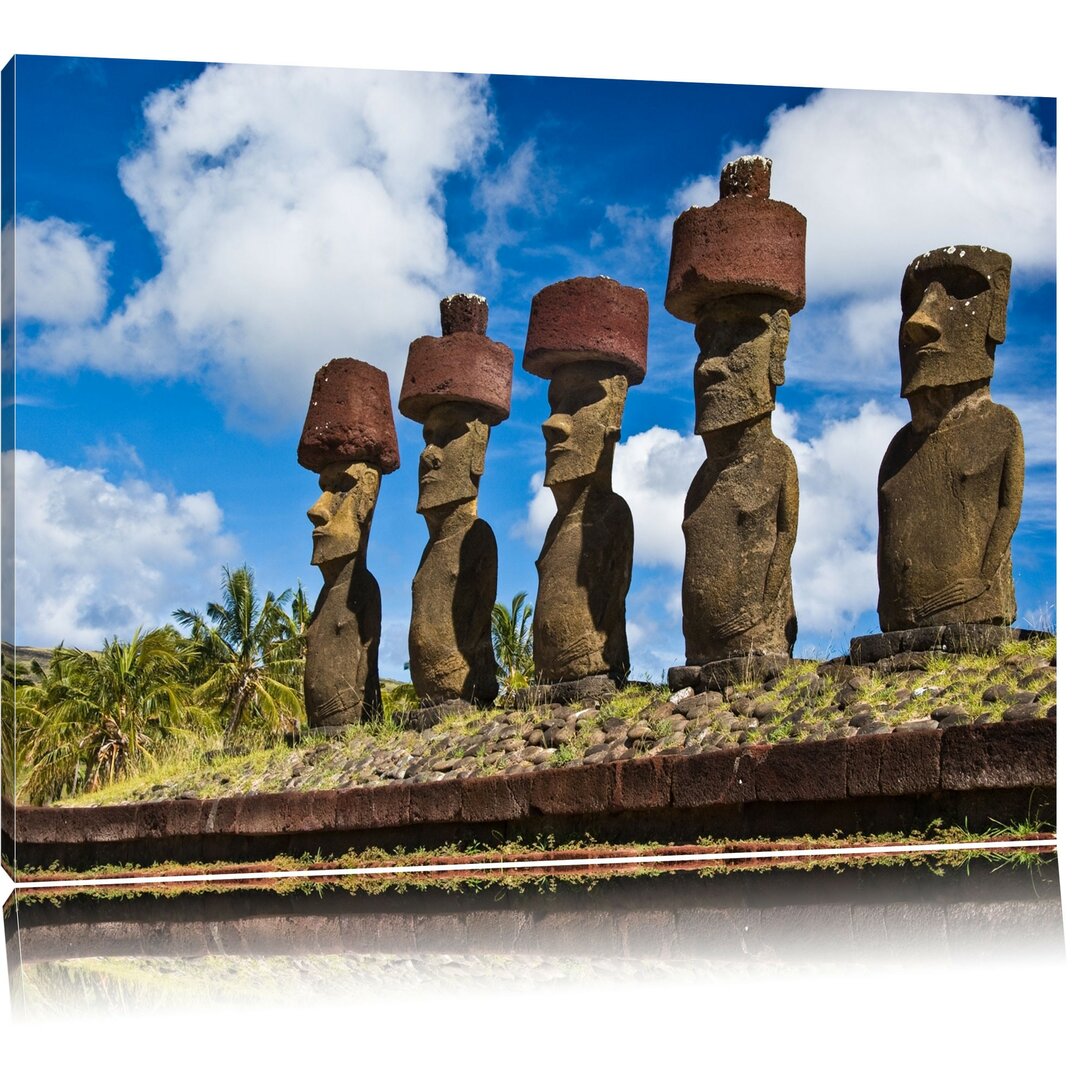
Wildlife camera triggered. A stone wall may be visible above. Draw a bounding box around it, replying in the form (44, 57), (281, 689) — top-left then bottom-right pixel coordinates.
(3, 717), (1055, 874)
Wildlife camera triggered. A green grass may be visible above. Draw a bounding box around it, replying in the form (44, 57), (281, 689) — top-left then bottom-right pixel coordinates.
(48, 636), (1055, 807)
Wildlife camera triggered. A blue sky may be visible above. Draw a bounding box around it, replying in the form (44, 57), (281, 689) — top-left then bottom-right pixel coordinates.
(3, 56), (1057, 679)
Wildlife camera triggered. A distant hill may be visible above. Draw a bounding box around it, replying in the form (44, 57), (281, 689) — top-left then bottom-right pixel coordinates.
(2, 642), (56, 679)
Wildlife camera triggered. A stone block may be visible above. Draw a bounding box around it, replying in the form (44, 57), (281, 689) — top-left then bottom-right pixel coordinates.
(612, 755), (674, 811)
(941, 719), (1056, 791)
(753, 738), (848, 802)
(879, 729), (941, 795)
(671, 746), (759, 807)
(459, 774), (532, 823)
(528, 762), (614, 816)
(408, 778), (463, 825)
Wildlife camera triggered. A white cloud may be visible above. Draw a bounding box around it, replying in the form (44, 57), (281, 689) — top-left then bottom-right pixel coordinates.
(780, 400), (908, 636)
(468, 139), (550, 274)
(519, 425), (704, 567)
(662, 93), (1056, 393)
(518, 403), (904, 645)
(5, 449), (238, 648)
(20, 65), (495, 428)
(614, 427), (703, 567)
(756, 90), (1056, 297)
(11, 217), (113, 324)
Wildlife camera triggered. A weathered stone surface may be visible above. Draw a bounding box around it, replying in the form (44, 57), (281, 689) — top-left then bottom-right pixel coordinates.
(877, 246), (1023, 632)
(697, 654), (794, 691)
(666, 157), (806, 323)
(756, 739), (848, 802)
(849, 624), (1033, 663)
(879, 730), (941, 794)
(669, 161), (803, 672)
(401, 699), (474, 732)
(440, 292), (488, 336)
(401, 299), (513, 707)
(941, 718), (1055, 790)
(297, 358), (401, 474)
(528, 283), (645, 684)
(671, 745), (760, 806)
(523, 276), (648, 384)
(514, 675), (621, 708)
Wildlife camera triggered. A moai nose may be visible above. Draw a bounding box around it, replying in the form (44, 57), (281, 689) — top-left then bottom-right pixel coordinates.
(307, 493), (332, 527)
(902, 281), (949, 349)
(542, 414), (573, 442)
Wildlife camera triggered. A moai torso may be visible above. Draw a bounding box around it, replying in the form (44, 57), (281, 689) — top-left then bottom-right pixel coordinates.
(409, 518), (499, 704)
(305, 561), (382, 731)
(682, 430), (797, 663)
(878, 393), (1022, 630)
(533, 488), (633, 683)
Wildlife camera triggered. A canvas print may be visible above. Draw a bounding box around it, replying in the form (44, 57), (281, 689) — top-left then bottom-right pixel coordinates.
(0, 57), (1056, 893)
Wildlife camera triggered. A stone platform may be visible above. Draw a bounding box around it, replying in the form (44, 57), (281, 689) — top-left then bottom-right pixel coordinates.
(669, 655), (795, 693)
(849, 623), (1048, 665)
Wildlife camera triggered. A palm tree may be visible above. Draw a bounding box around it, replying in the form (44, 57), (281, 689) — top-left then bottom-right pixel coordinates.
(491, 592), (535, 692)
(16, 627), (210, 802)
(173, 565), (304, 743)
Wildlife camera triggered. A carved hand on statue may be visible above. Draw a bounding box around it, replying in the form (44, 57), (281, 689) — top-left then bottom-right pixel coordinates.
(913, 578), (990, 622)
(714, 604), (763, 640)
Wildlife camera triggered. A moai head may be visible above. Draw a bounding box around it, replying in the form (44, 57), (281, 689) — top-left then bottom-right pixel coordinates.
(693, 296), (791, 433)
(899, 246), (1011, 398)
(399, 294), (513, 514)
(297, 358), (400, 566)
(523, 276), (647, 490)
(666, 156), (805, 436)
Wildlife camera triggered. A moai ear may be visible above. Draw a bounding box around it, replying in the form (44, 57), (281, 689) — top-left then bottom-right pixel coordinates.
(468, 419), (490, 478)
(351, 463), (380, 522)
(769, 309), (791, 386)
(988, 267), (1010, 345)
(605, 373), (630, 438)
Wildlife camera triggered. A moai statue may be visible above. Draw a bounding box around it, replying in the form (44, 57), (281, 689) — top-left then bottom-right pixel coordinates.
(297, 358), (399, 734)
(523, 276), (648, 696)
(665, 156), (805, 689)
(876, 246), (1023, 634)
(399, 294), (514, 709)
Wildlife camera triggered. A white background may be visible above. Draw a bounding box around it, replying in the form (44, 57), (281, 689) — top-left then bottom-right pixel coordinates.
(2, 1), (1075, 1071)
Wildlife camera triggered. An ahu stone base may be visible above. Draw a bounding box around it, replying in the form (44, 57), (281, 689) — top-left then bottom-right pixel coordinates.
(849, 623), (1049, 665)
(669, 654), (795, 693)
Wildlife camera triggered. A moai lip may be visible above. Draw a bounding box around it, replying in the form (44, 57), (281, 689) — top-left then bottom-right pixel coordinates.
(298, 358), (399, 734)
(666, 156), (806, 324)
(524, 276), (648, 687)
(874, 246), (1023, 641)
(400, 296), (513, 708)
(666, 157), (804, 685)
